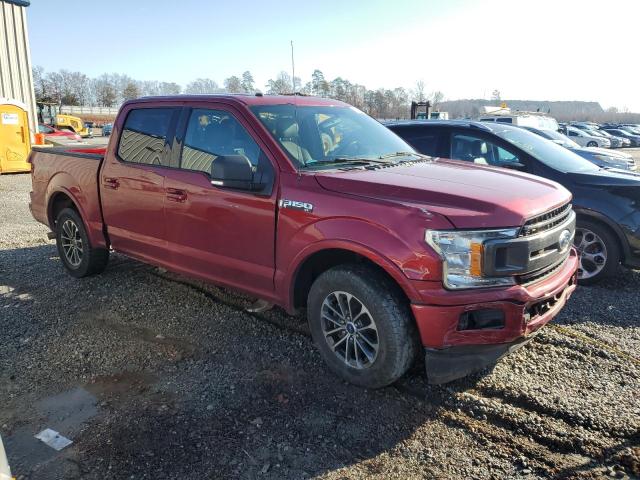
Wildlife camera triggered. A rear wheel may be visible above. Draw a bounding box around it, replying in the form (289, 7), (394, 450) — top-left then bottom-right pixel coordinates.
(307, 264), (419, 388)
(574, 219), (620, 285)
(55, 208), (109, 278)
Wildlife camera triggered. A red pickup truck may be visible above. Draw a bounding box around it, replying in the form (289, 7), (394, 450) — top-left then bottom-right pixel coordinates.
(29, 95), (578, 387)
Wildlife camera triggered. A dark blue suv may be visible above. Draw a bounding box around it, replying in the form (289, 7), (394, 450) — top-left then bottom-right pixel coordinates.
(387, 120), (640, 284)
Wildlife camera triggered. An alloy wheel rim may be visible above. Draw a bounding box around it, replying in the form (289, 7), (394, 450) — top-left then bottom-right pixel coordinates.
(321, 291), (379, 369)
(574, 227), (607, 279)
(60, 219), (83, 267)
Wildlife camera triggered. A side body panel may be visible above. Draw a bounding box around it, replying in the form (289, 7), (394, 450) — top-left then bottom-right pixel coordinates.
(162, 102), (280, 300)
(29, 150), (107, 248)
(99, 102), (182, 263)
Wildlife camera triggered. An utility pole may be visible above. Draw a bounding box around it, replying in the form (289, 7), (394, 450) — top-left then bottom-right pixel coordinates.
(290, 40), (296, 93)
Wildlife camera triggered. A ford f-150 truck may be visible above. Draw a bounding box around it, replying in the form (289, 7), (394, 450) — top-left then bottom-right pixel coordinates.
(29, 95), (578, 387)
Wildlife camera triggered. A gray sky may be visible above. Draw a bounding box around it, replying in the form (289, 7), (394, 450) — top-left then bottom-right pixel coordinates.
(27, 0), (640, 111)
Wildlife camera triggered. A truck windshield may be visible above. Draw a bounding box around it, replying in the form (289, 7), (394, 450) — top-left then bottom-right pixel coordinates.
(492, 126), (600, 173)
(250, 104), (420, 169)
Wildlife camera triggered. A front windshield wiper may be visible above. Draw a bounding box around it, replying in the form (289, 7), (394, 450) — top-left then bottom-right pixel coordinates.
(378, 151), (423, 160)
(307, 157), (392, 166)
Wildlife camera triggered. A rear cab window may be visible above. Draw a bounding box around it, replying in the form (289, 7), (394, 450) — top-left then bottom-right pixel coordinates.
(117, 108), (179, 166)
(392, 126), (445, 157)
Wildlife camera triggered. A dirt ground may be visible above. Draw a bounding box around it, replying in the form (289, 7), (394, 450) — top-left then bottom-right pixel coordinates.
(0, 172), (638, 479)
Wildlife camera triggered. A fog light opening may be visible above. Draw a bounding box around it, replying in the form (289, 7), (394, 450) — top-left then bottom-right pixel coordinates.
(458, 309), (505, 331)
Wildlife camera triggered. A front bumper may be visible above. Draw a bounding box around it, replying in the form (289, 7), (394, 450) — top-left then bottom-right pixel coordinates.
(425, 335), (536, 384)
(410, 249), (578, 383)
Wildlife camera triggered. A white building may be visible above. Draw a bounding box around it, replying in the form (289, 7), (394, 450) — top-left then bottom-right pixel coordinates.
(0, 0), (37, 132)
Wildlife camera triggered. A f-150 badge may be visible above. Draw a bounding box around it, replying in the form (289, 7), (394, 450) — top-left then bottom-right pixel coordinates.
(279, 199), (314, 213)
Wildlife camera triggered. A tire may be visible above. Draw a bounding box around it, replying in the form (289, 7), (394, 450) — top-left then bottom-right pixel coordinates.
(574, 219), (620, 285)
(55, 207), (109, 278)
(307, 264), (419, 388)
(587, 141), (598, 147)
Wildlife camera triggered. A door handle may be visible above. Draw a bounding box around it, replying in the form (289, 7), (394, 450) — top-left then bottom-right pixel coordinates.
(166, 188), (187, 202)
(103, 177), (120, 189)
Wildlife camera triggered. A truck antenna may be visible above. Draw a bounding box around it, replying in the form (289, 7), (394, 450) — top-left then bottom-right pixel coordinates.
(290, 40), (296, 93)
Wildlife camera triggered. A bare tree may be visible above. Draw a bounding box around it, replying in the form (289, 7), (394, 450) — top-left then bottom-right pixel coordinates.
(414, 80), (426, 102)
(491, 89), (501, 102)
(159, 82), (181, 95)
(45, 71), (64, 104)
(266, 71), (293, 94)
(430, 90), (445, 108)
(185, 78), (220, 94)
(94, 74), (118, 107)
(224, 76), (243, 93)
(123, 82), (140, 101)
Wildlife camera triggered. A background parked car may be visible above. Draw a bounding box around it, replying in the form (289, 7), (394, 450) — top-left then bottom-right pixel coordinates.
(565, 125), (611, 148)
(523, 127), (636, 171)
(102, 123), (113, 136)
(602, 128), (640, 147)
(387, 120), (640, 284)
(593, 129), (626, 148)
(572, 126), (625, 148)
(37, 123), (81, 141)
(619, 125), (640, 135)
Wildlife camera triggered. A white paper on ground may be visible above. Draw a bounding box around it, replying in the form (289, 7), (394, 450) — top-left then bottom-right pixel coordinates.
(35, 429), (73, 451)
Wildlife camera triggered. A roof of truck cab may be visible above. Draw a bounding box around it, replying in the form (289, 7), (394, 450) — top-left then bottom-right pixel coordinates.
(130, 94), (348, 108)
(385, 119), (493, 131)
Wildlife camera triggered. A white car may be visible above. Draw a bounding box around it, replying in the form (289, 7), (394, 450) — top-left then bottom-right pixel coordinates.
(0, 435), (11, 480)
(566, 126), (611, 148)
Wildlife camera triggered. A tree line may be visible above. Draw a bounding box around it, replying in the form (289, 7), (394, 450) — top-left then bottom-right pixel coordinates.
(32, 66), (444, 120)
(32, 66), (638, 122)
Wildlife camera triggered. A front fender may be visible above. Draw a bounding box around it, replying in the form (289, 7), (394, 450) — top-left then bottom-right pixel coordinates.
(276, 216), (446, 311)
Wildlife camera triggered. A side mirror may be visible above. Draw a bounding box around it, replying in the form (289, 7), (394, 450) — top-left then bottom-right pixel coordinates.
(210, 155), (263, 191)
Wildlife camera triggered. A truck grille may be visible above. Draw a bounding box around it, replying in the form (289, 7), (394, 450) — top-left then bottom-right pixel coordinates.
(517, 256), (567, 286)
(520, 203), (572, 237)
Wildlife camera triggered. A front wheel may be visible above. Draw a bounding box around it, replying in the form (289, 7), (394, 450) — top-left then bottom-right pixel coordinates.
(574, 219), (620, 285)
(587, 141), (598, 147)
(55, 208), (109, 278)
(307, 264), (419, 388)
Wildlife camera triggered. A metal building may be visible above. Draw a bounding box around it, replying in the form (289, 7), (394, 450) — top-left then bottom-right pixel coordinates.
(0, 0), (36, 132)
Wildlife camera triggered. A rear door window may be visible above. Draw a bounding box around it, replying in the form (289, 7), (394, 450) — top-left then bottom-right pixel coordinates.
(118, 108), (178, 166)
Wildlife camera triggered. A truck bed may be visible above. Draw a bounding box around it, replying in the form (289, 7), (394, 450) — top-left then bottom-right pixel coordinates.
(29, 146), (108, 249)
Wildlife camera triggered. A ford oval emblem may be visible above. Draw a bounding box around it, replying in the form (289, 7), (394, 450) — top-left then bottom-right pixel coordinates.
(558, 229), (572, 253)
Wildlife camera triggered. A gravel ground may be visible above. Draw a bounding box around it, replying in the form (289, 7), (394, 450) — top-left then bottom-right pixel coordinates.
(0, 172), (638, 480)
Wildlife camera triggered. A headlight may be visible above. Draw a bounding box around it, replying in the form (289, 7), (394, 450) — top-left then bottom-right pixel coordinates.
(426, 228), (519, 289)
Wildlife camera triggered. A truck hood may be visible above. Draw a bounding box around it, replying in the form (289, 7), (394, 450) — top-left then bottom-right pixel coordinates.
(568, 167), (640, 186)
(315, 159), (572, 229)
(577, 146), (632, 160)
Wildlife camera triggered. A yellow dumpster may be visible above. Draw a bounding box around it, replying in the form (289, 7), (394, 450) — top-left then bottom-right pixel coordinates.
(0, 98), (32, 174)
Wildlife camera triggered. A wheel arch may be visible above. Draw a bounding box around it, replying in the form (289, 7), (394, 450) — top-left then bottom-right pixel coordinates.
(285, 242), (422, 315)
(574, 208), (628, 262)
(47, 190), (79, 229)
